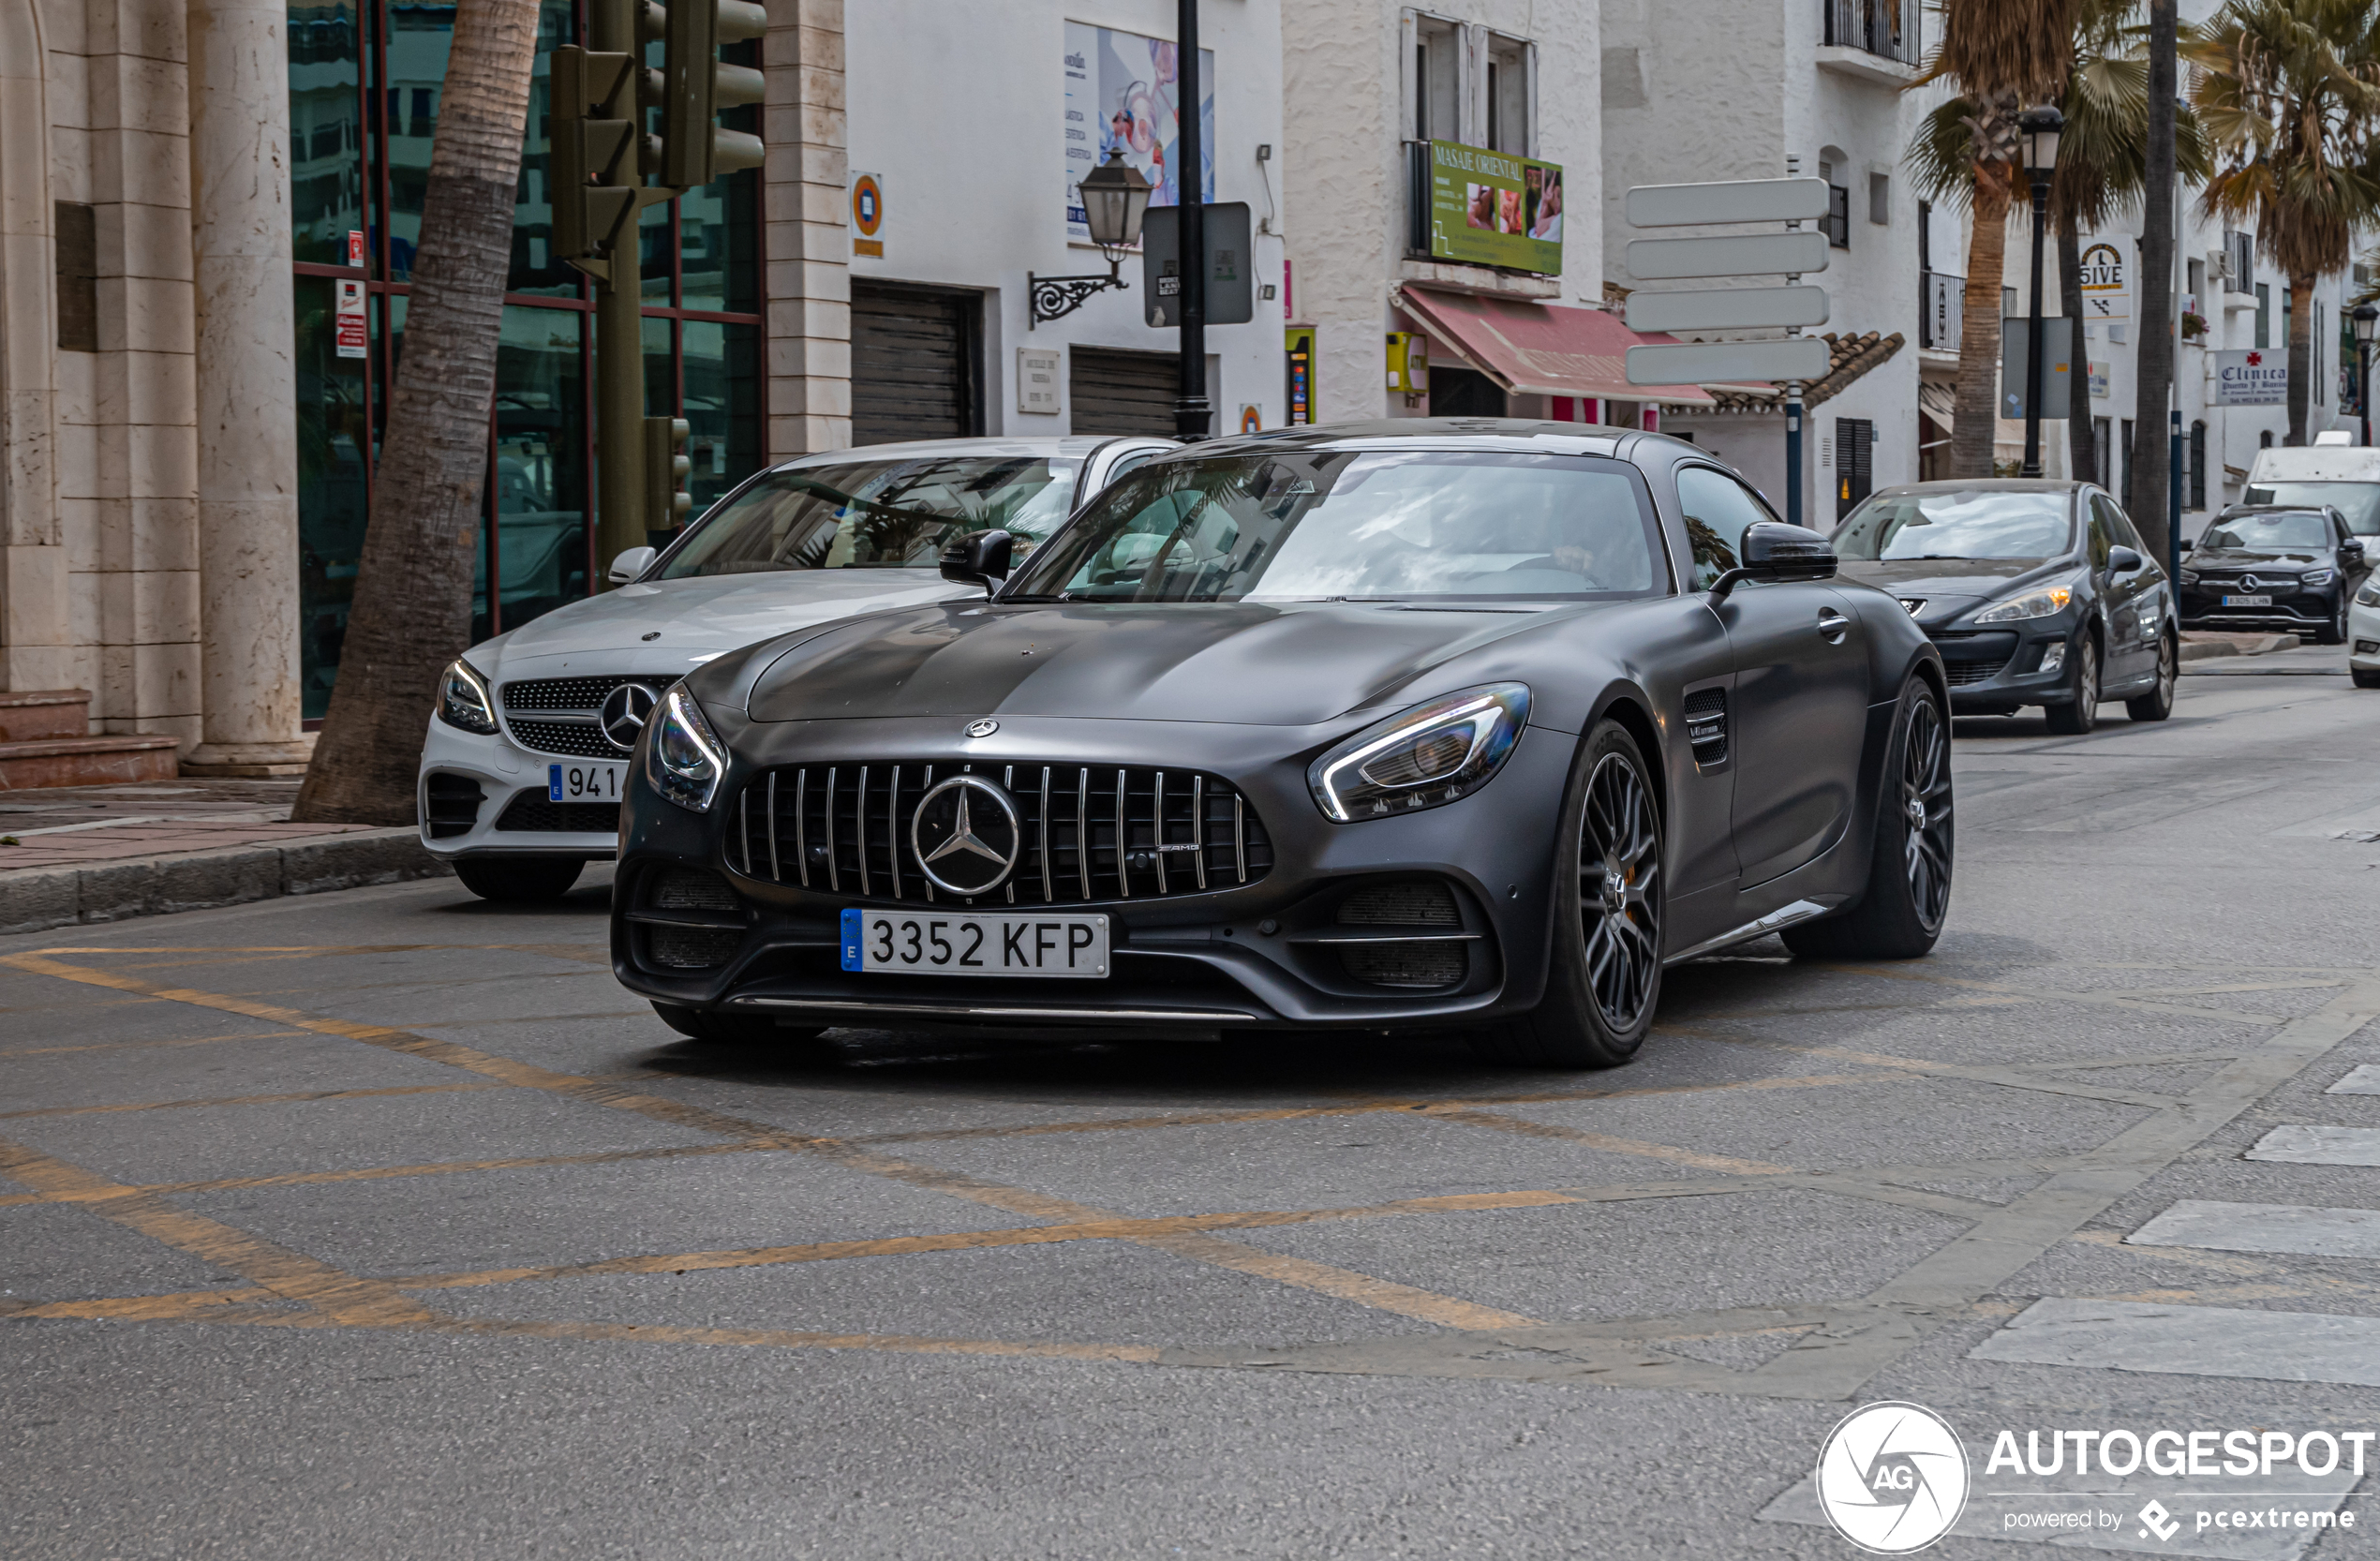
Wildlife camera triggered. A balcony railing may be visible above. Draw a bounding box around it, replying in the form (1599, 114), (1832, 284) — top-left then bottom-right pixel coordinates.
(1824, 0), (1922, 66)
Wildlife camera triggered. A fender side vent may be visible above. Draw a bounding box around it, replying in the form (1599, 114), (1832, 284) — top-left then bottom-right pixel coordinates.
(1683, 688), (1728, 766)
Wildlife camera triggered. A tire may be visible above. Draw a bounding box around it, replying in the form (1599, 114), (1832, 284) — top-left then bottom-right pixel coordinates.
(2353, 667), (2380, 689)
(453, 856), (584, 901)
(650, 1002), (833, 1059)
(2125, 629), (2177, 722)
(1469, 721), (1661, 1069)
(2314, 594), (2349, 646)
(2042, 632), (2100, 736)
(1781, 676), (1952, 961)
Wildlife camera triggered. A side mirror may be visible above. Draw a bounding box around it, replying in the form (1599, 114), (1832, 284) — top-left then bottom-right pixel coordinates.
(608, 545), (657, 584)
(1709, 521), (1836, 601)
(2178, 537), (2194, 554)
(940, 529), (1015, 597)
(2107, 544), (2144, 573)
(2342, 539), (2367, 567)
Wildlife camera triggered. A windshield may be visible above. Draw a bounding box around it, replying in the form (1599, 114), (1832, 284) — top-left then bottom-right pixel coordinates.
(1832, 490), (2074, 561)
(2203, 511), (2331, 551)
(1002, 450), (1667, 602)
(656, 455), (1078, 579)
(2243, 483), (2380, 535)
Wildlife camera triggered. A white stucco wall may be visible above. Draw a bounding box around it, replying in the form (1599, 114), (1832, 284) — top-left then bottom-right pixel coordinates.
(842, 1), (1285, 435)
(1283, 0), (1601, 424)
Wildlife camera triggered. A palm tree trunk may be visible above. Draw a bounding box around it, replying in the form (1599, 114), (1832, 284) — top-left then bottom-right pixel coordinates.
(291, 0), (544, 825)
(2059, 213), (2094, 484)
(1953, 166), (2014, 478)
(2286, 272), (2314, 446)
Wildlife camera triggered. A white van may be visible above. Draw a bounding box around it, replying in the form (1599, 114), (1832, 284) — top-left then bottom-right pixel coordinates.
(2240, 445), (2380, 537)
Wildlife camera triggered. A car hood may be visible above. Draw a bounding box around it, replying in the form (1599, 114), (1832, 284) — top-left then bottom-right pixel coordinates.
(1832, 556), (2074, 623)
(478, 569), (974, 675)
(731, 601), (1572, 727)
(2188, 547), (2326, 568)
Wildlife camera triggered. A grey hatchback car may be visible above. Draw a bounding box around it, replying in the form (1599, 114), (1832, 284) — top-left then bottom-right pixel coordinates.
(1829, 480), (2179, 735)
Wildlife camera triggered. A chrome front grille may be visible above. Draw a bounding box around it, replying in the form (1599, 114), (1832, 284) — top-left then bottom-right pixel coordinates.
(728, 762), (1273, 904)
(497, 676), (666, 758)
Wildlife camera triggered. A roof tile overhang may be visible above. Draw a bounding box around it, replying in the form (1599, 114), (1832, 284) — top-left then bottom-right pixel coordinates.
(1395, 285), (1716, 407)
(1691, 331), (1909, 413)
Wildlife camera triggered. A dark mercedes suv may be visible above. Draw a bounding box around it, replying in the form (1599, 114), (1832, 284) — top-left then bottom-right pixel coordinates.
(2179, 505), (2371, 644)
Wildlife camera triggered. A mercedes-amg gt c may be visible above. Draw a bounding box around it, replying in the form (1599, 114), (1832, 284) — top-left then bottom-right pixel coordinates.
(611, 422), (1951, 1068)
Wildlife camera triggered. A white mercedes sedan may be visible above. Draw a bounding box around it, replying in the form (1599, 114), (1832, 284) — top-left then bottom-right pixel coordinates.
(417, 435), (1173, 899)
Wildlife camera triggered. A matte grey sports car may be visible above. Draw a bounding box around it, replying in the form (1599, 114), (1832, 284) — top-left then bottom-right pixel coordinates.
(610, 421), (1952, 1068)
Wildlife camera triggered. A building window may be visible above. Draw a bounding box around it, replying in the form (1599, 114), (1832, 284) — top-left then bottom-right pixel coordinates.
(2255, 283), (2269, 349)
(2189, 420), (2207, 511)
(1411, 15), (1459, 142)
(2093, 417), (2111, 487)
(53, 201), (97, 352)
(1483, 32), (1532, 155)
(2121, 418), (2135, 511)
(1868, 171), (1889, 226)
(287, 0), (762, 719)
(1836, 418), (1873, 519)
(2186, 257), (2204, 306)
(1408, 16), (1533, 154)
(2224, 230), (2254, 292)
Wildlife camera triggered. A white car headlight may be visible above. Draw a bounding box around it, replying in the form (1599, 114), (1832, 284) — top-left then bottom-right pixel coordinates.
(1974, 584), (2075, 624)
(1309, 683), (1530, 823)
(643, 682), (727, 811)
(2302, 569), (2336, 587)
(2179, 569), (2198, 586)
(2356, 583), (2380, 607)
(436, 660), (498, 735)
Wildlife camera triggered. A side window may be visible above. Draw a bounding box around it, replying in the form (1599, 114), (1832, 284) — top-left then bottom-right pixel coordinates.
(2096, 494), (2145, 552)
(1676, 466), (1777, 589)
(1106, 450), (1156, 483)
(2085, 498), (2115, 569)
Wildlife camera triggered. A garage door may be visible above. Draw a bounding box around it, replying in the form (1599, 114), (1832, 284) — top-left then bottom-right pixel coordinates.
(851, 283), (981, 445)
(1070, 348), (1179, 436)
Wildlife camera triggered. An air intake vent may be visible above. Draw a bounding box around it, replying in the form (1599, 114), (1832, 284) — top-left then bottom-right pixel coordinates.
(652, 869), (740, 913)
(424, 773), (484, 840)
(1683, 688), (1728, 766)
(1338, 882), (1460, 927)
(729, 762), (1272, 904)
(646, 925), (742, 969)
(1341, 942), (1467, 988)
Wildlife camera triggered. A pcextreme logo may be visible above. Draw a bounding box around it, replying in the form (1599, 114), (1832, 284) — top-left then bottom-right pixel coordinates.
(1815, 1402), (1971, 1554)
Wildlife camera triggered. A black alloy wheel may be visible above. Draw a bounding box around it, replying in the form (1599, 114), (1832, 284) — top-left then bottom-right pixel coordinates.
(2125, 629), (2177, 722)
(2043, 633), (2100, 736)
(1577, 749), (1664, 1032)
(1783, 676), (1952, 960)
(1471, 721), (1661, 1069)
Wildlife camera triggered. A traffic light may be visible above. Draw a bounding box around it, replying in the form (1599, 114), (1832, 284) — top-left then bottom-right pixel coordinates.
(657, 0), (766, 188)
(550, 44), (637, 281)
(644, 417), (692, 539)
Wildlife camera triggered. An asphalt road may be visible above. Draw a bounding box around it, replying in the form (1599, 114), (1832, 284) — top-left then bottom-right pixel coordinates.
(6, 643), (2378, 1560)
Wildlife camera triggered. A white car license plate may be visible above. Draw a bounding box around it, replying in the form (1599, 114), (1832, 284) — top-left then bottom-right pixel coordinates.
(2221, 594), (2272, 607)
(547, 762), (624, 802)
(840, 909), (1109, 978)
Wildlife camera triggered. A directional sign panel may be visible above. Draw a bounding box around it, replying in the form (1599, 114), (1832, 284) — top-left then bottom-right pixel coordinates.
(1625, 284), (1831, 334)
(1625, 230), (1830, 281)
(1626, 177), (1832, 229)
(1627, 336), (1831, 387)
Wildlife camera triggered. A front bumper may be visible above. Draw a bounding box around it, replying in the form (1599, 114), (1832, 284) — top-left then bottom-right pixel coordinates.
(610, 713), (1583, 1032)
(2350, 597), (2380, 667)
(1927, 625), (2075, 712)
(2179, 581), (2336, 634)
(418, 715), (623, 860)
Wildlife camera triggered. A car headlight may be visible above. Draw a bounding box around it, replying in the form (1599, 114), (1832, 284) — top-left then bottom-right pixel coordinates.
(2179, 569), (2198, 586)
(436, 659), (498, 735)
(1309, 683), (1530, 823)
(2357, 583), (2380, 607)
(643, 683), (727, 811)
(1974, 584), (2075, 624)
(2302, 569), (2336, 587)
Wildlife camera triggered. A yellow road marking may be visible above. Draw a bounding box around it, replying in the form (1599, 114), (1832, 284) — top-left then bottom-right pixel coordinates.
(0, 1080), (503, 1122)
(0, 1137), (434, 1327)
(1416, 1106), (1797, 1176)
(0, 1030), (310, 1059)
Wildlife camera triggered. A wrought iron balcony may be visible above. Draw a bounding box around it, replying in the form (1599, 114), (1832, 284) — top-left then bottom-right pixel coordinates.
(1824, 0), (1921, 66)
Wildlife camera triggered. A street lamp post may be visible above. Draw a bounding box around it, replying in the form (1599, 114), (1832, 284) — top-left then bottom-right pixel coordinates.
(1029, 149), (1153, 327)
(2355, 304), (2377, 447)
(2018, 105), (2063, 479)
(1172, 0), (1211, 440)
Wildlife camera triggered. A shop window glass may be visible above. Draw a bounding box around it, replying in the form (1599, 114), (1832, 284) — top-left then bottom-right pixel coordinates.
(289, 0), (364, 265)
(294, 275), (372, 718)
(494, 304), (590, 623)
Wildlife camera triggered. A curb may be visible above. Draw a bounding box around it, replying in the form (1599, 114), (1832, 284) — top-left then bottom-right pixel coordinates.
(0, 827), (454, 937)
(2179, 632), (2296, 663)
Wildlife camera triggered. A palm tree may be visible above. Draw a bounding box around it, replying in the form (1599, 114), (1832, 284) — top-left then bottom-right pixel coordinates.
(2189, 0), (2380, 448)
(1913, 0), (2081, 478)
(292, 0), (545, 825)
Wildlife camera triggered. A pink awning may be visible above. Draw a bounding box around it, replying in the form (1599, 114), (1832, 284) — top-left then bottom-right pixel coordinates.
(1396, 287), (1715, 406)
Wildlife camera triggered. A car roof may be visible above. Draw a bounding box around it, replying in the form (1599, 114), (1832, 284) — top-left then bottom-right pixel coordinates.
(770, 435), (1171, 470)
(1864, 479), (2088, 498)
(1165, 417), (1631, 461)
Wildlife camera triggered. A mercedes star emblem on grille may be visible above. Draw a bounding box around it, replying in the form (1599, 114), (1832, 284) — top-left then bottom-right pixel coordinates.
(965, 719), (999, 738)
(910, 775), (1021, 895)
(599, 683), (658, 751)
(2241, 573), (2262, 590)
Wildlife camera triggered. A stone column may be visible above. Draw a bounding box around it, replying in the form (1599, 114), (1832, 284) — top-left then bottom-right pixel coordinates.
(183, 0), (308, 773)
(763, 0), (850, 460)
(0, 0), (65, 694)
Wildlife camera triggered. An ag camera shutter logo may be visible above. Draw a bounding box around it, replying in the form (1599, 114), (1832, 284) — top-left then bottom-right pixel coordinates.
(1815, 1401), (1971, 1554)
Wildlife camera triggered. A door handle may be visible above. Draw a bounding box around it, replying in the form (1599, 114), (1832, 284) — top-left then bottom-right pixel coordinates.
(1816, 606), (1851, 646)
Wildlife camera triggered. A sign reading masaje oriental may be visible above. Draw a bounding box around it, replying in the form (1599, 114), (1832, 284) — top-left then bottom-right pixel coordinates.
(1425, 141), (1564, 275)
